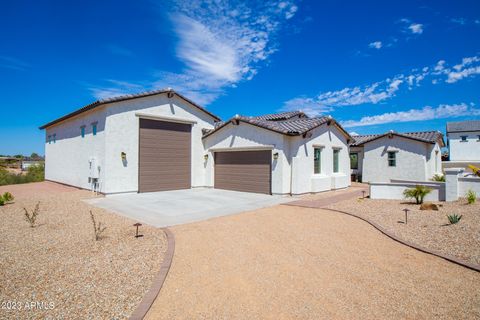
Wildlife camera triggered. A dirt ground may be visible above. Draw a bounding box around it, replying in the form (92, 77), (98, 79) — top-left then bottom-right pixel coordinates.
(146, 205), (480, 320)
(0, 182), (167, 320)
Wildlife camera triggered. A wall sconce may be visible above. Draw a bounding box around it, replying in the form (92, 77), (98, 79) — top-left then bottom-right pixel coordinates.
(204, 154), (209, 161)
(273, 152), (279, 160)
(121, 152), (127, 161)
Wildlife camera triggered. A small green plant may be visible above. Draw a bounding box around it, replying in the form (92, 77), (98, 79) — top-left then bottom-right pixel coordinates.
(466, 189), (476, 204)
(403, 185), (432, 204)
(447, 214), (462, 225)
(431, 174), (445, 182)
(24, 202), (40, 228)
(0, 198), (4, 206)
(2, 192), (14, 203)
(90, 211), (107, 241)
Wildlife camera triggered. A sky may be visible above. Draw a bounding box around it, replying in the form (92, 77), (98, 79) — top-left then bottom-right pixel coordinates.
(1, 0), (479, 155)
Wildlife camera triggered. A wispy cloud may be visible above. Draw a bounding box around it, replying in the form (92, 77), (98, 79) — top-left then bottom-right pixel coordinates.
(400, 18), (424, 35)
(91, 1), (298, 104)
(282, 55), (480, 115)
(369, 41), (382, 49)
(341, 103), (480, 128)
(105, 44), (133, 57)
(0, 55), (29, 71)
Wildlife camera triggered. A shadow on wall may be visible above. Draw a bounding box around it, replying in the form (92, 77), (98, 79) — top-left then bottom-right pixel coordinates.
(45, 116), (106, 143)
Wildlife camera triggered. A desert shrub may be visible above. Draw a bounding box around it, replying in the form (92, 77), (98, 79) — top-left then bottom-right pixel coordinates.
(0, 198), (4, 206)
(403, 185), (432, 204)
(447, 214), (462, 225)
(90, 211), (107, 241)
(0, 164), (44, 186)
(2, 192), (14, 202)
(431, 174), (445, 182)
(24, 202), (40, 228)
(466, 189), (476, 204)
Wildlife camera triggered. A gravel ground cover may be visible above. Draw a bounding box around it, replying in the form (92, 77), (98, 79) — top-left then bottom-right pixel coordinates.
(146, 205), (480, 319)
(327, 196), (480, 266)
(0, 182), (167, 320)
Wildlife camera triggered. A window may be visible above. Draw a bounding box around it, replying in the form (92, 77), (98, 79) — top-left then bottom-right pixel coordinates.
(53, 134), (56, 144)
(333, 149), (340, 173)
(47, 135), (51, 144)
(350, 152), (358, 170)
(81, 126), (85, 138)
(92, 122), (97, 136)
(477, 135), (480, 141)
(460, 135), (468, 142)
(314, 148), (322, 174)
(387, 151), (396, 167)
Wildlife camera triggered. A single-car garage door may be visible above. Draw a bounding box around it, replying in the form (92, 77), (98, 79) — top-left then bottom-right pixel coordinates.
(214, 150), (271, 194)
(139, 119), (191, 192)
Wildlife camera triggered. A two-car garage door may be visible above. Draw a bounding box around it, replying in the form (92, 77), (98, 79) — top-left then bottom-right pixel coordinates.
(214, 150), (272, 194)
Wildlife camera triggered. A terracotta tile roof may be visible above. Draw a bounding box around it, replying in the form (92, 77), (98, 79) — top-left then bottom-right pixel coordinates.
(39, 89), (221, 129)
(446, 120), (480, 133)
(202, 111), (351, 140)
(351, 130), (445, 147)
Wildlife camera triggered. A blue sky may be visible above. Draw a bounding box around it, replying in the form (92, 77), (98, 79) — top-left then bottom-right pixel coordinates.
(1, 0), (479, 155)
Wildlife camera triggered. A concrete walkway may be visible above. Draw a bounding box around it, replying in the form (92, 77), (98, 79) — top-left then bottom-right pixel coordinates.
(85, 188), (292, 227)
(145, 205), (480, 319)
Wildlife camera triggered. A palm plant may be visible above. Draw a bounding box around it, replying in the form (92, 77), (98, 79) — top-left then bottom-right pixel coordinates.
(403, 185), (432, 204)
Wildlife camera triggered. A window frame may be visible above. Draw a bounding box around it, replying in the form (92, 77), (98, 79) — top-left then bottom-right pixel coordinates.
(313, 147), (322, 174)
(47, 135), (51, 144)
(460, 135), (468, 142)
(333, 148), (340, 173)
(349, 152), (359, 170)
(92, 122), (97, 136)
(53, 133), (56, 144)
(387, 151), (396, 167)
(81, 126), (86, 138)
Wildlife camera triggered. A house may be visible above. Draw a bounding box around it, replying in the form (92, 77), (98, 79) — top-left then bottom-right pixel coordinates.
(40, 89), (352, 195)
(350, 130), (444, 183)
(21, 156), (44, 171)
(446, 120), (480, 161)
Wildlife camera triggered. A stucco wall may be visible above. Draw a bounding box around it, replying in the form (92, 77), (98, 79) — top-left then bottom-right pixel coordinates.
(202, 122), (289, 194)
(349, 146), (363, 179)
(362, 136), (429, 183)
(289, 124), (350, 194)
(458, 177), (480, 196)
(45, 108), (106, 192)
(448, 131), (480, 161)
(370, 182), (444, 201)
(426, 142), (442, 179)
(103, 94), (217, 194)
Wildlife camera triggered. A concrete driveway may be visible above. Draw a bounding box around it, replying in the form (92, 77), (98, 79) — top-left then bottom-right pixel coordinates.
(85, 188), (292, 227)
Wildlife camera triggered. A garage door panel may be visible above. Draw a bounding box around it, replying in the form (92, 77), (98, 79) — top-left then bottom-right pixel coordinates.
(139, 119), (191, 193)
(214, 150), (271, 194)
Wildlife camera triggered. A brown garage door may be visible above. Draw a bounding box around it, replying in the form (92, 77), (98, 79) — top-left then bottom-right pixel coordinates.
(139, 119), (191, 192)
(214, 150), (271, 194)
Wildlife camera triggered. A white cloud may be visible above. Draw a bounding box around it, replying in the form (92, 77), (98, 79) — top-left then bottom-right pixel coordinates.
(408, 23), (424, 34)
(282, 55), (480, 115)
(350, 131), (360, 136)
(369, 41), (382, 49)
(341, 103), (480, 128)
(91, 0), (298, 104)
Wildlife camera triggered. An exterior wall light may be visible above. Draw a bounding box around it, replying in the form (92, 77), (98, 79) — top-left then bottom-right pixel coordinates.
(121, 152), (127, 161)
(273, 152), (279, 160)
(204, 154), (209, 161)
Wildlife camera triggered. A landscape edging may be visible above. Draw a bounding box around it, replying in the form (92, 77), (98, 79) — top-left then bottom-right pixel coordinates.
(129, 227), (175, 320)
(323, 208), (480, 273)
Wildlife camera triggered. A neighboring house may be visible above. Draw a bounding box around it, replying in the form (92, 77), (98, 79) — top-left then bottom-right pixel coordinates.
(40, 89), (352, 195)
(21, 157), (44, 171)
(446, 120), (480, 161)
(350, 130), (444, 183)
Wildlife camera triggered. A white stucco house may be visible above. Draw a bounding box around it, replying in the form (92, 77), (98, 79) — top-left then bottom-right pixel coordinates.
(446, 120), (480, 161)
(40, 89), (352, 195)
(350, 130), (444, 183)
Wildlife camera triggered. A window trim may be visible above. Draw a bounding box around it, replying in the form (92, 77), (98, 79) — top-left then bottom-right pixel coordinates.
(92, 122), (98, 136)
(333, 148), (340, 173)
(313, 146), (323, 174)
(387, 151), (396, 167)
(349, 152), (359, 170)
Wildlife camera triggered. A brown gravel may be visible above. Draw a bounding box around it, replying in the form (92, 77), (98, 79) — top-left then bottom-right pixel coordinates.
(146, 205), (480, 319)
(327, 197), (480, 266)
(0, 182), (167, 320)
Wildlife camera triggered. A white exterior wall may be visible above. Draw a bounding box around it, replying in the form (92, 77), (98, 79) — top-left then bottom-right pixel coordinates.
(362, 136), (430, 183)
(349, 146), (363, 179)
(289, 125), (350, 194)
(426, 142), (442, 179)
(103, 95), (216, 194)
(203, 122), (290, 194)
(369, 182), (444, 201)
(458, 177), (480, 197)
(45, 108), (106, 191)
(448, 131), (480, 161)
